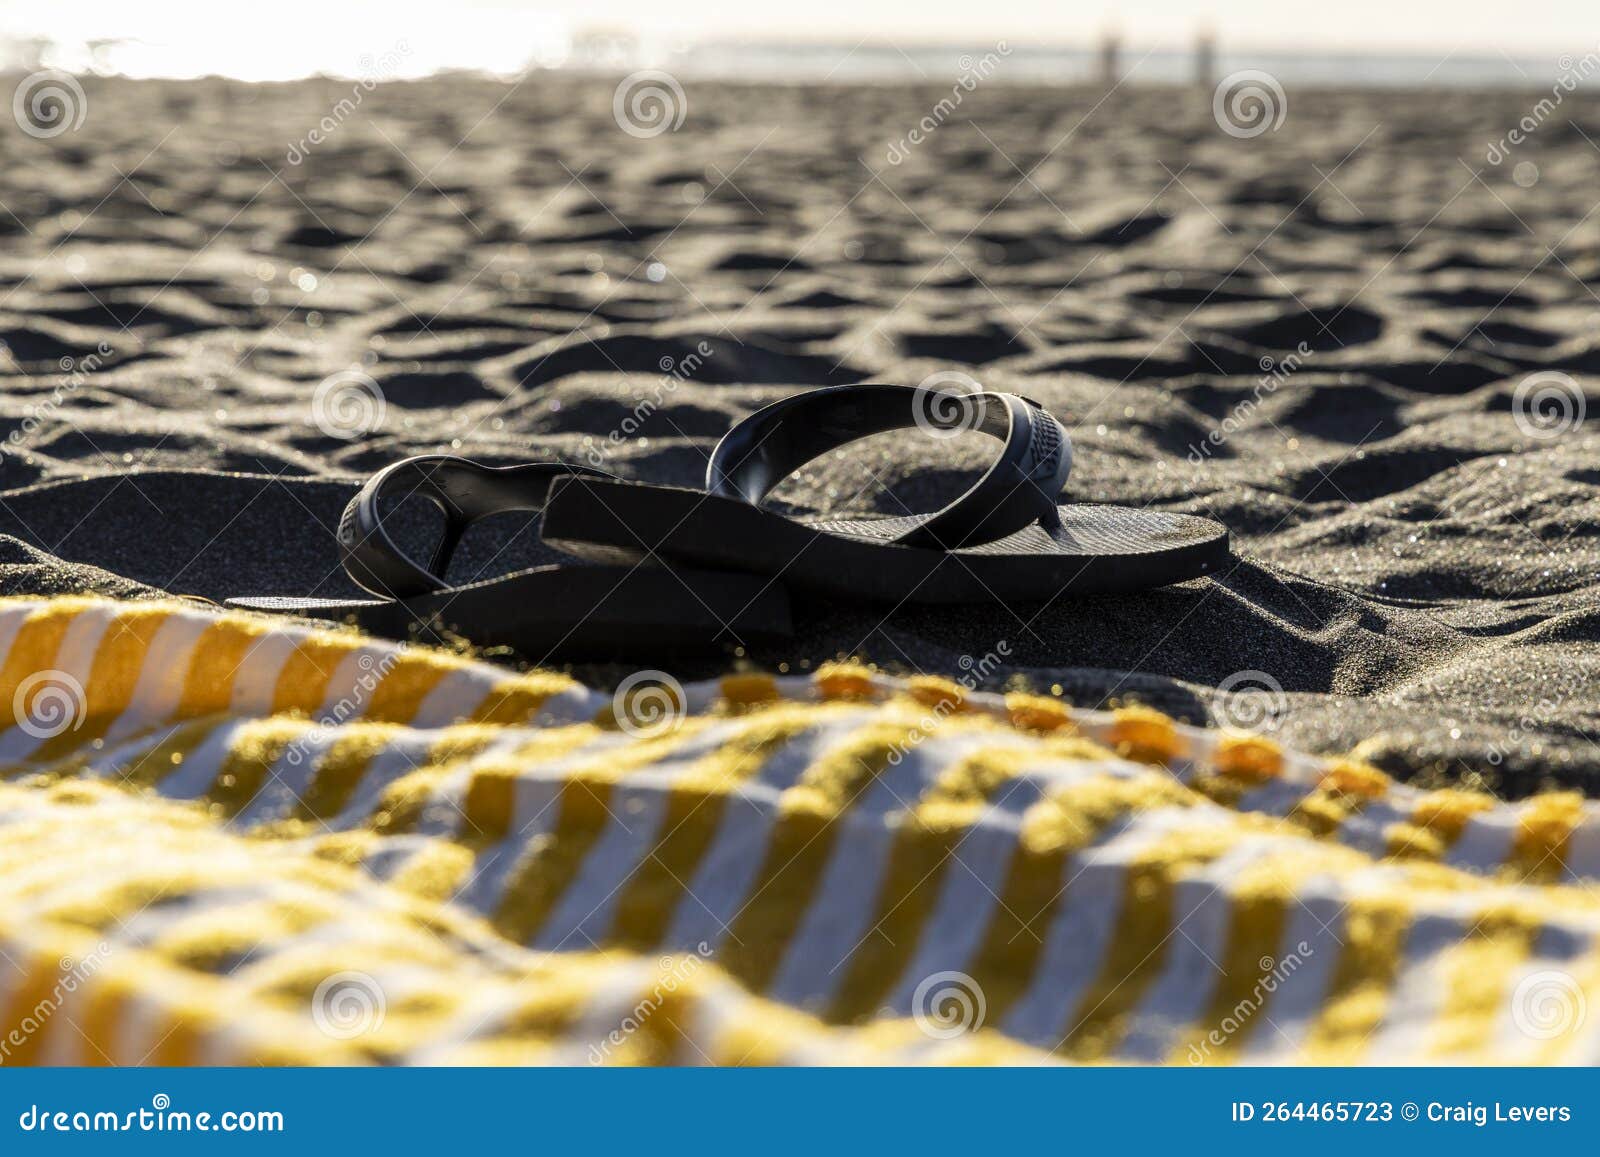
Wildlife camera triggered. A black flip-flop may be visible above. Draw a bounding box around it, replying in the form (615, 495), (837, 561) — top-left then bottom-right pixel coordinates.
(540, 384), (1230, 603)
(228, 455), (792, 659)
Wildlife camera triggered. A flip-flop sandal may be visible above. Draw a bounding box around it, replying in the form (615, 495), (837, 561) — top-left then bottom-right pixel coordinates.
(540, 384), (1230, 603)
(228, 455), (792, 659)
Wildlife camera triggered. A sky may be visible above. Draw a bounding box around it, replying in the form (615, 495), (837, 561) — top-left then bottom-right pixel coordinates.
(0, 0), (1593, 79)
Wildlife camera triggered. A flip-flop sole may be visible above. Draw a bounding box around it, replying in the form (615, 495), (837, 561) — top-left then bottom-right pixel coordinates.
(542, 480), (1230, 604)
(229, 564), (792, 660)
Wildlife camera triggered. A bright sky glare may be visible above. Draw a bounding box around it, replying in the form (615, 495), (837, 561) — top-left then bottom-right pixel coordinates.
(0, 0), (1592, 80)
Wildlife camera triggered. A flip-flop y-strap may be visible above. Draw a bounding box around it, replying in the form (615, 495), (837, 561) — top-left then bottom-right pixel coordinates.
(228, 455), (792, 659)
(710, 385), (1073, 549)
(541, 384), (1231, 604)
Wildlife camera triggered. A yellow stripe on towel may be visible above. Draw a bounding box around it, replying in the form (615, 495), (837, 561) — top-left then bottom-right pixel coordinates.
(0, 596), (1589, 1066)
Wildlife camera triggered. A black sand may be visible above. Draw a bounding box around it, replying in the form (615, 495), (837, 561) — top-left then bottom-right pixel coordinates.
(1, 74), (1596, 795)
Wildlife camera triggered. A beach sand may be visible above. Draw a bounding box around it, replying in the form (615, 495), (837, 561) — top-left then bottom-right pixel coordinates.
(0, 73), (1594, 795)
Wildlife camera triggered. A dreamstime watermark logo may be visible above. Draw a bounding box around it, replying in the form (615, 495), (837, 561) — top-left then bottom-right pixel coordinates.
(1212, 70), (1287, 139)
(912, 970), (987, 1039)
(1212, 670), (1288, 733)
(12, 71), (88, 139)
(612, 71), (687, 139)
(285, 40), (411, 164)
(1187, 942), (1313, 1063)
(312, 369), (386, 440)
(12, 670), (87, 740)
(1512, 371), (1585, 439)
(885, 42), (1012, 165)
(283, 648), (405, 766)
(586, 942), (712, 1064)
(612, 671), (687, 739)
(1511, 969), (1587, 1040)
(1486, 688), (1567, 767)
(912, 370), (982, 440)
(311, 971), (386, 1040)
(886, 641), (1011, 766)
(1486, 45), (1600, 164)
(17, 1093), (283, 1133)
(0, 941), (113, 1062)
(1188, 342), (1312, 463)
(3, 342), (116, 459)
(582, 340), (714, 466)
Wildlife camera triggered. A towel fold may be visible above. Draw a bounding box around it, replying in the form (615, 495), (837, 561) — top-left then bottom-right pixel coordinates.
(0, 596), (1592, 1065)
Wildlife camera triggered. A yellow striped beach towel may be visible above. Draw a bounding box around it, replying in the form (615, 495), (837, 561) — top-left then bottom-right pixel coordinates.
(0, 596), (1593, 1065)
